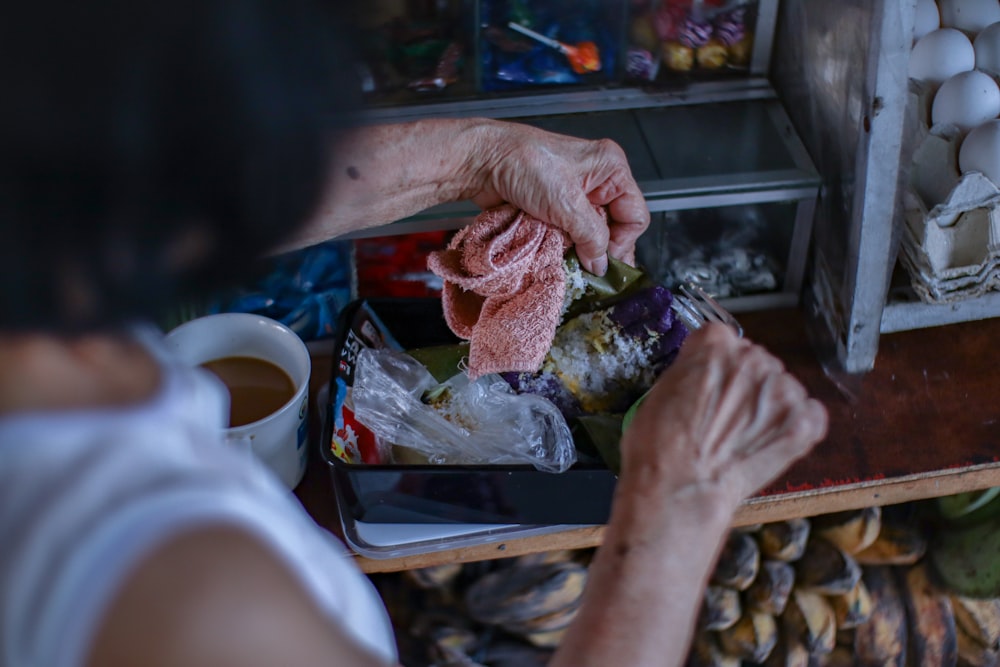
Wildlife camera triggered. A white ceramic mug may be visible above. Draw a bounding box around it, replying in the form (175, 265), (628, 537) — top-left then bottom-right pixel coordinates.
(164, 313), (311, 490)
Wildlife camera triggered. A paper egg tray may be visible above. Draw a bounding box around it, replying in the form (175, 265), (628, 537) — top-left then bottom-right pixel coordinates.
(899, 79), (1000, 304)
(899, 207), (1000, 303)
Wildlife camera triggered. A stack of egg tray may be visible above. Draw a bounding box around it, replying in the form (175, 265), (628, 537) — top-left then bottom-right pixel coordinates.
(899, 158), (1000, 304)
(897, 79), (1000, 304)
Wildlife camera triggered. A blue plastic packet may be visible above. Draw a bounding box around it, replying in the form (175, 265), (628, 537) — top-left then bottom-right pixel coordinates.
(206, 240), (353, 341)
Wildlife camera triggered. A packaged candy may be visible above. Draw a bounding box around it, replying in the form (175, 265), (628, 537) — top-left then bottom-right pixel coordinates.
(630, 0), (758, 79)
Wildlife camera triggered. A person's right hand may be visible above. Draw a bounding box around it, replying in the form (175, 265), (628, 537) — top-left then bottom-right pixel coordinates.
(464, 121), (650, 276)
(620, 323), (828, 508)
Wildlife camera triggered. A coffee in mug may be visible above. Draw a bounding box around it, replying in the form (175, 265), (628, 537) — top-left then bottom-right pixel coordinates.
(164, 313), (311, 490)
(200, 356), (296, 428)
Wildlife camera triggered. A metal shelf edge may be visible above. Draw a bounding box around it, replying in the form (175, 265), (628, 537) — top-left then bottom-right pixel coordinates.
(354, 79), (778, 124)
(881, 292), (1000, 333)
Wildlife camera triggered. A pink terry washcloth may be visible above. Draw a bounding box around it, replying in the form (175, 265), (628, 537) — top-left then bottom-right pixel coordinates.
(427, 204), (573, 379)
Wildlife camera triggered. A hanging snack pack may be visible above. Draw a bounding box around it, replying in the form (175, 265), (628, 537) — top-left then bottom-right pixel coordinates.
(328, 302), (402, 465)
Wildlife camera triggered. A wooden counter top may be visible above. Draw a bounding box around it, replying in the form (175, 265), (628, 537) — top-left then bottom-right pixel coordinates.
(295, 308), (1000, 573)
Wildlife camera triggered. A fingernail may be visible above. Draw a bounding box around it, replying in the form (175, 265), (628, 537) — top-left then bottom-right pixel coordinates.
(592, 255), (608, 276)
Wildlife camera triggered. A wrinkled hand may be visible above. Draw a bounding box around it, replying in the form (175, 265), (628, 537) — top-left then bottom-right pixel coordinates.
(622, 323), (828, 507)
(468, 122), (649, 275)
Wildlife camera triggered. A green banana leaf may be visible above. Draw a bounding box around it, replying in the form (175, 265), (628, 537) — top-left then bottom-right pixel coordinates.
(407, 342), (470, 383)
(562, 249), (654, 321)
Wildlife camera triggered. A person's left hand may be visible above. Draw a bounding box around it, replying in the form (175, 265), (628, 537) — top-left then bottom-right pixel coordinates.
(465, 122), (650, 275)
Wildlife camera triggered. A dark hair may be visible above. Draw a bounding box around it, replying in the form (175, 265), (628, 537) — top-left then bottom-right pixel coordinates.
(0, 0), (361, 332)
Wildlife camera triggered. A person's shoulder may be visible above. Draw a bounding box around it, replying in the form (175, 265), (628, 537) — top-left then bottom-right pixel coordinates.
(85, 525), (396, 667)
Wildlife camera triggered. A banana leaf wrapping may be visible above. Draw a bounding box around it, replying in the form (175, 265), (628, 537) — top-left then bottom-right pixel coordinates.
(501, 252), (688, 420)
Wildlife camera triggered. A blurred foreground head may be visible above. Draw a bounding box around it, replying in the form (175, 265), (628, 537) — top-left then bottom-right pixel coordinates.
(0, 0), (359, 333)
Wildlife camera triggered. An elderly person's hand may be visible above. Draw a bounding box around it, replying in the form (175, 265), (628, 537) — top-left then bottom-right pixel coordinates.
(291, 119), (649, 276)
(464, 123), (650, 275)
(622, 323), (829, 507)
(551, 324), (827, 667)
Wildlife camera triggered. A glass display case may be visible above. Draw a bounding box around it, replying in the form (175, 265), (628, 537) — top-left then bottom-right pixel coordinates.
(352, 0), (777, 108)
(352, 1), (987, 376)
(344, 86), (819, 312)
(342, 0), (823, 312)
(290, 0), (1000, 571)
(638, 200), (808, 308)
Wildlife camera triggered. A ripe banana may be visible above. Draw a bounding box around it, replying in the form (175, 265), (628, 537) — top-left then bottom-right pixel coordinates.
(950, 593), (1000, 653)
(956, 619), (1000, 667)
(428, 625), (479, 657)
(762, 632), (811, 667)
(406, 562), (464, 590)
(700, 584), (742, 631)
(500, 599), (580, 635)
(812, 506), (883, 555)
(854, 520), (928, 566)
(746, 560), (796, 616)
(464, 561), (587, 626)
(829, 577), (874, 629)
(711, 530), (761, 591)
(781, 588), (837, 655)
(757, 518), (811, 562)
(686, 632), (741, 667)
(812, 645), (856, 666)
(734, 523), (764, 533)
(522, 626), (569, 649)
(853, 565), (907, 666)
(897, 562), (958, 667)
(793, 536), (862, 596)
(716, 609), (779, 663)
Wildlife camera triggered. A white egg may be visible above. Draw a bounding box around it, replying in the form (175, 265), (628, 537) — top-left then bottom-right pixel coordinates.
(959, 119), (1000, 184)
(915, 0), (942, 41)
(932, 70), (1000, 130)
(939, 0), (1000, 34)
(910, 28), (976, 84)
(975, 21), (1000, 73)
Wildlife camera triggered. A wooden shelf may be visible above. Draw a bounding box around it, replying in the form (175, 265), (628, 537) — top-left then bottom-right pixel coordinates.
(295, 307), (1000, 573)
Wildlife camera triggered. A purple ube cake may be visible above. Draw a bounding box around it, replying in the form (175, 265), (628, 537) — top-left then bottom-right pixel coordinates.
(503, 284), (689, 420)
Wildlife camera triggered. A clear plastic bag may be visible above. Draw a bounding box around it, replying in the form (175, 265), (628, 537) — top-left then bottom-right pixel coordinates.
(351, 347), (576, 473)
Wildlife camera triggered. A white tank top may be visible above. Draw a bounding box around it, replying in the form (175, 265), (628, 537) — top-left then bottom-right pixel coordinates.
(0, 328), (397, 667)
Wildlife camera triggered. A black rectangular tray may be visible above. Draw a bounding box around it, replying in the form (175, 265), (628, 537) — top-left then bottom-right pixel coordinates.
(321, 298), (618, 525)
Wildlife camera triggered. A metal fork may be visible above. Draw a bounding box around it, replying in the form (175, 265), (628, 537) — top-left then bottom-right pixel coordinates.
(670, 282), (744, 337)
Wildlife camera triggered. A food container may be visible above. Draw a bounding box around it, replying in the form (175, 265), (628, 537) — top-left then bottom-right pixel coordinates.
(321, 298), (620, 525)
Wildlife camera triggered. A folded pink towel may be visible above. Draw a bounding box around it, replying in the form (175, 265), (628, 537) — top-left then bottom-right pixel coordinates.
(427, 204), (573, 379)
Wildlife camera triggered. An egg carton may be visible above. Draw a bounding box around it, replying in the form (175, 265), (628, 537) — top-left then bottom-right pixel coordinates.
(900, 169), (1000, 303)
(898, 82), (1000, 304)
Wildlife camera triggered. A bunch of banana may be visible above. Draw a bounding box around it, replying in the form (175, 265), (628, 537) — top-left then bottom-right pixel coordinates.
(799, 504), (985, 667)
(462, 553), (589, 649)
(685, 503), (942, 667)
(852, 565), (908, 666)
(683, 492), (1000, 667)
(376, 496), (1000, 667)
(371, 550), (592, 666)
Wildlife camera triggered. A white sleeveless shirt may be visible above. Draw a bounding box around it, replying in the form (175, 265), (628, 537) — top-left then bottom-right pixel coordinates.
(0, 329), (397, 667)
